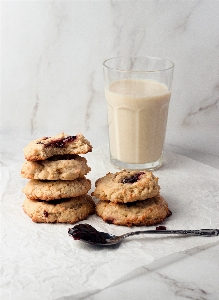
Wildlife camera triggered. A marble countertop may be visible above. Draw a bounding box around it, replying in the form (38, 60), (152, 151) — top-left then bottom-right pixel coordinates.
(1, 1), (219, 299)
(88, 148), (219, 300)
(1, 139), (219, 300)
(91, 243), (219, 300)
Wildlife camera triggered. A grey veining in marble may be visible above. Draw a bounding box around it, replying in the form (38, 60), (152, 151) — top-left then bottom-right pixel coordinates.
(1, 3), (219, 299)
(1, 0), (219, 155)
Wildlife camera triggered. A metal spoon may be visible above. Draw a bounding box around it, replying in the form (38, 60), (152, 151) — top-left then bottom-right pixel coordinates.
(68, 224), (219, 247)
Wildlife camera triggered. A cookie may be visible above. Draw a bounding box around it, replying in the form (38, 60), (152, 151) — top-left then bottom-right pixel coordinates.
(24, 133), (92, 161)
(22, 195), (95, 223)
(22, 178), (91, 201)
(92, 170), (160, 203)
(95, 195), (171, 227)
(21, 154), (91, 180)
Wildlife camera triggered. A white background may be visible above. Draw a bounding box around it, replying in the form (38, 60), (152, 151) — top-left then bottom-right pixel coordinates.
(1, 0), (219, 160)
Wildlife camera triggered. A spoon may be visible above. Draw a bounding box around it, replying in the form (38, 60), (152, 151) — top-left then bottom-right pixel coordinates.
(68, 224), (219, 247)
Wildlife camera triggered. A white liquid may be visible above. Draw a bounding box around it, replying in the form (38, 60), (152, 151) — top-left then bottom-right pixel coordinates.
(105, 79), (171, 164)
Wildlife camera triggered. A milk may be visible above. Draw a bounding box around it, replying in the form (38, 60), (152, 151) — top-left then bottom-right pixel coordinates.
(105, 79), (171, 164)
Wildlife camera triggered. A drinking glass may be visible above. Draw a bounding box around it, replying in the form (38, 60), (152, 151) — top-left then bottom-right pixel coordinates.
(103, 56), (174, 170)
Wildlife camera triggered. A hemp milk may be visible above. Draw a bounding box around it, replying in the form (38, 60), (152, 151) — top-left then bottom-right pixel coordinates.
(105, 79), (171, 164)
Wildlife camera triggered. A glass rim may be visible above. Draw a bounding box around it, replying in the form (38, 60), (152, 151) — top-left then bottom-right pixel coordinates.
(103, 56), (174, 73)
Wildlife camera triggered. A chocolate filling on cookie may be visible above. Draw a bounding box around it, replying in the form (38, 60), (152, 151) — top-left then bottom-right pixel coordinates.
(44, 210), (49, 217)
(105, 218), (115, 224)
(37, 136), (77, 148)
(121, 172), (145, 184)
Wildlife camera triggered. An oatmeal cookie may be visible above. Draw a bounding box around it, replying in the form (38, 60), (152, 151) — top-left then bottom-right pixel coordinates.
(21, 154), (91, 180)
(92, 170), (160, 203)
(24, 133), (92, 161)
(23, 178), (91, 201)
(22, 195), (95, 223)
(96, 195), (171, 227)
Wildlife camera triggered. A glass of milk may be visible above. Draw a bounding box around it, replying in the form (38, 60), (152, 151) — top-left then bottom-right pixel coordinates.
(103, 57), (174, 171)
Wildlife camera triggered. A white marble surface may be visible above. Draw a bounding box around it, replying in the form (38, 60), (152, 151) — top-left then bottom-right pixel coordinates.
(1, 144), (219, 300)
(1, 0), (219, 157)
(88, 243), (219, 300)
(1, 1), (219, 299)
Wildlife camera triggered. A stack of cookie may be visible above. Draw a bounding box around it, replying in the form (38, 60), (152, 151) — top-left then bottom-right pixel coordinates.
(21, 133), (95, 224)
(92, 170), (171, 227)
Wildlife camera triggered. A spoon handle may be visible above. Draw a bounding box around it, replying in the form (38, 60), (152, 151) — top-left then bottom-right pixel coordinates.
(123, 229), (219, 238)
